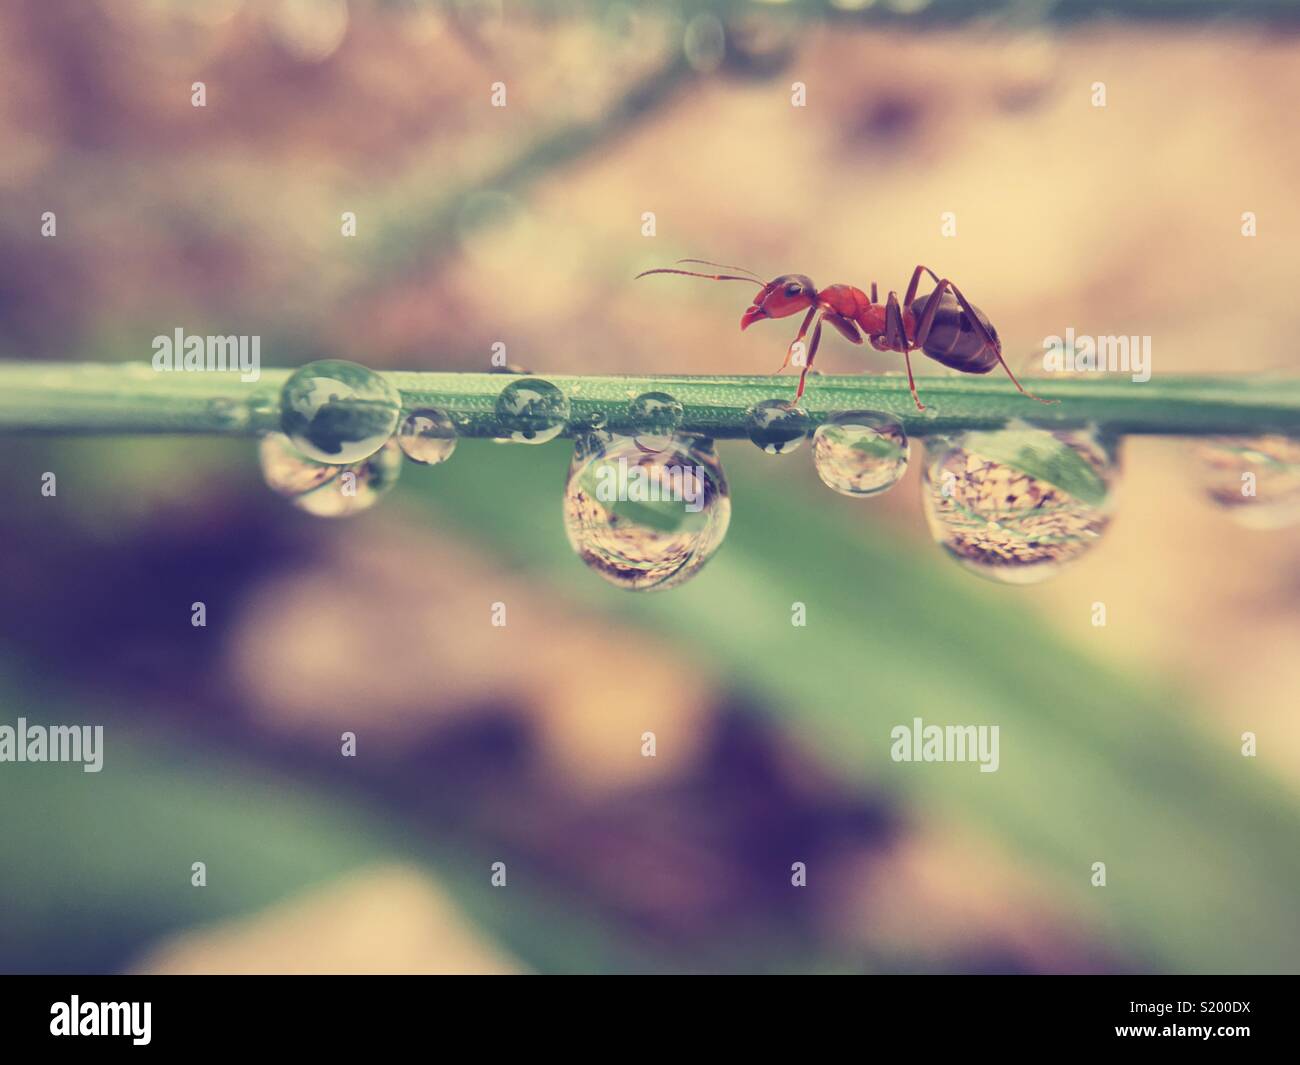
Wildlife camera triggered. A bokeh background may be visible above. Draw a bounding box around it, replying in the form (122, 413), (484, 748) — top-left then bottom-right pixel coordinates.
(2, 0), (1299, 974)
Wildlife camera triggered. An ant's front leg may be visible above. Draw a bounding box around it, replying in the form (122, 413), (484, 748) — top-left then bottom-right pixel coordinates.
(795, 317), (825, 400)
(774, 306), (819, 375)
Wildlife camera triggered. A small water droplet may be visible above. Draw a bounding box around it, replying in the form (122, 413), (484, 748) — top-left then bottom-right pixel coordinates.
(746, 398), (811, 455)
(921, 428), (1117, 584)
(494, 377), (570, 444)
(564, 434), (731, 591)
(397, 408), (458, 465)
(259, 433), (402, 518)
(813, 411), (909, 497)
(1196, 435), (1300, 529)
(627, 391), (684, 452)
(208, 396), (251, 431)
(280, 359), (401, 464)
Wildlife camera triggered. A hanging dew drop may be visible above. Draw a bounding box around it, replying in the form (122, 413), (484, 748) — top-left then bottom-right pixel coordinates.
(921, 428), (1117, 584)
(494, 377), (570, 444)
(627, 391), (684, 452)
(813, 411), (909, 497)
(258, 433), (402, 518)
(279, 359), (401, 464)
(397, 408), (458, 465)
(563, 434), (731, 591)
(746, 398), (811, 455)
(1195, 435), (1300, 530)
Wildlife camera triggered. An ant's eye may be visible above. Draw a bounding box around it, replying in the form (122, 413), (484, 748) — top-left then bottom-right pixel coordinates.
(784, 283), (802, 297)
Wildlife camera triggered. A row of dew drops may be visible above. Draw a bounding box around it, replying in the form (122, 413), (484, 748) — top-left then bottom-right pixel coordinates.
(256, 360), (1300, 591)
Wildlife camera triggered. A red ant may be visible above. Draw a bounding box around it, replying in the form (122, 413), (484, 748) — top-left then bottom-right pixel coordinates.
(635, 259), (1053, 410)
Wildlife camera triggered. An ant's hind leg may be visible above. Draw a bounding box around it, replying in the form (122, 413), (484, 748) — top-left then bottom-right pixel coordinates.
(903, 264), (945, 307)
(902, 349), (925, 412)
(944, 280), (1058, 405)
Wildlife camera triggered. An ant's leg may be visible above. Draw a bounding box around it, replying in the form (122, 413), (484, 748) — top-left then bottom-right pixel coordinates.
(884, 293), (925, 411)
(903, 264), (945, 307)
(795, 317), (825, 400)
(902, 349), (924, 412)
(774, 306), (819, 374)
(910, 278), (950, 349)
(883, 292), (909, 349)
(943, 279), (1057, 405)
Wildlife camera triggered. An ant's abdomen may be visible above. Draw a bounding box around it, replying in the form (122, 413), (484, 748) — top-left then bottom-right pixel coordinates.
(911, 289), (999, 372)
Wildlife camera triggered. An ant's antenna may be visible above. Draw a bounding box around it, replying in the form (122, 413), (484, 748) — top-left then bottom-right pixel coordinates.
(636, 266), (762, 285)
(674, 258), (763, 280)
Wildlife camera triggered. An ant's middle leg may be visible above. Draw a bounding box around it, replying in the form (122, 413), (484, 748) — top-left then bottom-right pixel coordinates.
(884, 292), (925, 411)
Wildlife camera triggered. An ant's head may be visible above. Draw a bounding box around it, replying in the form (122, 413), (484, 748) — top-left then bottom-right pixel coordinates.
(634, 260), (819, 328)
(740, 274), (818, 330)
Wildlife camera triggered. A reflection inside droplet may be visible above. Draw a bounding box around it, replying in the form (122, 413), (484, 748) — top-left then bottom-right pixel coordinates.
(397, 408), (458, 465)
(813, 410), (909, 497)
(1196, 435), (1300, 529)
(280, 359), (401, 464)
(564, 434), (731, 591)
(746, 398), (811, 455)
(494, 377), (570, 444)
(259, 433), (402, 518)
(921, 428), (1117, 584)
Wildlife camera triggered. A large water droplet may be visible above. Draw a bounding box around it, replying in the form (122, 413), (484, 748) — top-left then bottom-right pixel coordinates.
(564, 434), (731, 591)
(280, 359), (401, 464)
(397, 408), (457, 465)
(746, 398), (810, 455)
(627, 391), (684, 452)
(1196, 435), (1300, 529)
(259, 433), (402, 518)
(921, 428), (1117, 584)
(494, 377), (570, 444)
(813, 411), (909, 497)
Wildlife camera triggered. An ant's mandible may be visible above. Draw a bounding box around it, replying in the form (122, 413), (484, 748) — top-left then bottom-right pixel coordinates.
(635, 259), (1054, 411)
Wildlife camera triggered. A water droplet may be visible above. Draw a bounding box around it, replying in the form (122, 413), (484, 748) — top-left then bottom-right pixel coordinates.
(494, 377), (570, 444)
(564, 434), (731, 591)
(813, 411), (909, 497)
(280, 359), (401, 464)
(1196, 435), (1300, 529)
(627, 391), (684, 452)
(397, 408), (458, 465)
(259, 433), (402, 518)
(746, 398), (810, 455)
(921, 428), (1117, 584)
